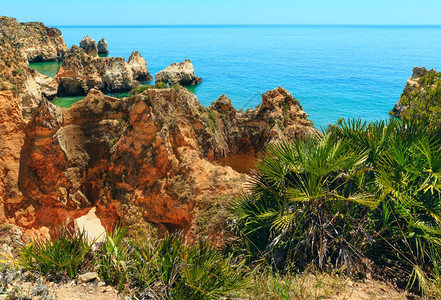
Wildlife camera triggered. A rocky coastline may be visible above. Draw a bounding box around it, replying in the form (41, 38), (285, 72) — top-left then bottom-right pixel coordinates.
(1, 15), (434, 247)
(0, 16), (314, 240)
(0, 15), (437, 300)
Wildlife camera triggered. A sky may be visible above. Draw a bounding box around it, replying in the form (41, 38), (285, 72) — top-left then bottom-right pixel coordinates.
(2, 0), (441, 26)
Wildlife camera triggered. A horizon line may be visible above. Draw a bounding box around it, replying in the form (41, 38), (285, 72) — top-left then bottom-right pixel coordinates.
(52, 23), (441, 27)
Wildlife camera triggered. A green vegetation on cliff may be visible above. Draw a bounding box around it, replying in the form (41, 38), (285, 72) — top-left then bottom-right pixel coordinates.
(128, 82), (169, 96)
(393, 70), (441, 127)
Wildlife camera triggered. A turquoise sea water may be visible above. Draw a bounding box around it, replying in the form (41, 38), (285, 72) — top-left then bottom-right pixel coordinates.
(29, 61), (63, 77)
(49, 93), (130, 108)
(41, 25), (441, 128)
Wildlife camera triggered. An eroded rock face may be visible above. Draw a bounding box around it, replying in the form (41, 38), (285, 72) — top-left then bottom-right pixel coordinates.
(155, 59), (202, 86)
(98, 38), (109, 54)
(55, 47), (151, 96)
(1, 85), (314, 237)
(0, 91), (25, 219)
(0, 17), (65, 117)
(0, 16), (68, 62)
(0, 35), (59, 117)
(210, 87), (314, 172)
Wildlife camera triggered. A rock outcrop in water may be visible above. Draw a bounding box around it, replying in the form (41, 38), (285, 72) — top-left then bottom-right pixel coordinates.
(155, 59), (202, 86)
(128, 51), (153, 81)
(55, 46), (152, 96)
(0, 16), (68, 62)
(79, 35), (98, 57)
(98, 38), (109, 54)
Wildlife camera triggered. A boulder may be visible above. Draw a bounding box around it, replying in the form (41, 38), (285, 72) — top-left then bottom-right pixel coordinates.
(77, 272), (99, 284)
(128, 51), (153, 81)
(210, 94), (236, 116)
(97, 38), (109, 54)
(155, 59), (202, 86)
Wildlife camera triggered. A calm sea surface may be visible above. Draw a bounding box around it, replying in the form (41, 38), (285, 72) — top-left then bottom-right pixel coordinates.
(34, 25), (441, 128)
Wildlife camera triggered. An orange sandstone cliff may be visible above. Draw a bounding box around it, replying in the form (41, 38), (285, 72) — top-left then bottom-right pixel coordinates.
(0, 16), (315, 238)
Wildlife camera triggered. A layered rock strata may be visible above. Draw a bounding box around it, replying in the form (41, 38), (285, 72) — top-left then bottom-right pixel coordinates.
(55, 46), (152, 96)
(155, 59), (202, 86)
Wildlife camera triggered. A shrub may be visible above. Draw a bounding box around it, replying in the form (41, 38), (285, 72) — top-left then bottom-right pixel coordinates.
(174, 240), (249, 299)
(393, 71), (441, 129)
(131, 234), (249, 299)
(17, 228), (93, 280)
(129, 82), (169, 96)
(207, 109), (218, 131)
(16, 227), (249, 298)
(171, 83), (183, 90)
(96, 226), (129, 291)
(231, 134), (377, 272)
(232, 119), (441, 296)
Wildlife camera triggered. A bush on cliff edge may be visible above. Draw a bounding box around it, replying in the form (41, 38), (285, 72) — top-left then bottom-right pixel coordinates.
(231, 119), (441, 297)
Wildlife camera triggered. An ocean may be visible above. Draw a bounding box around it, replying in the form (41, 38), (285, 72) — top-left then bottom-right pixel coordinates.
(33, 25), (441, 129)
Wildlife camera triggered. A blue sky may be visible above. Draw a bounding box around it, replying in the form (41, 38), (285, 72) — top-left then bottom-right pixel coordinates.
(2, 0), (441, 25)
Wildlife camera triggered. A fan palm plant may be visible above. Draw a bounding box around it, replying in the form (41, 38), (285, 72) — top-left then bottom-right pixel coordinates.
(232, 133), (379, 272)
(232, 119), (441, 296)
(371, 128), (441, 295)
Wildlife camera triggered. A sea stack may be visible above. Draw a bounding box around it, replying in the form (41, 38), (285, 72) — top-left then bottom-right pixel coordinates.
(128, 51), (153, 81)
(98, 38), (109, 54)
(79, 35), (98, 56)
(155, 59), (202, 86)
